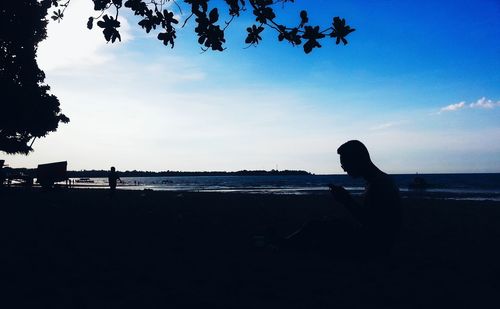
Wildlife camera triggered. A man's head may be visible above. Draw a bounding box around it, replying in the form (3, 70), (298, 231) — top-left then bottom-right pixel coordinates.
(111, 166), (115, 172)
(337, 140), (371, 178)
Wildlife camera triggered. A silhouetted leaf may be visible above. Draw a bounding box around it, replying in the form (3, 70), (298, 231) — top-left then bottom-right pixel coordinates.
(193, 8), (226, 51)
(138, 18), (155, 33)
(302, 26), (324, 53)
(97, 15), (121, 43)
(278, 26), (301, 46)
(246, 24), (264, 45)
(162, 9), (178, 30)
(93, 0), (111, 11)
(185, 0), (209, 13)
(124, 0), (148, 15)
(254, 7), (275, 23)
(51, 9), (63, 22)
(158, 30), (176, 48)
(209, 8), (219, 23)
(87, 17), (94, 30)
(225, 0), (245, 16)
(330, 16), (355, 45)
(299, 10), (308, 27)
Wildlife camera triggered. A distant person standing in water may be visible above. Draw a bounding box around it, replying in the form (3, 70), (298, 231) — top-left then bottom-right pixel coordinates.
(283, 140), (401, 258)
(108, 166), (121, 195)
(0, 160), (5, 187)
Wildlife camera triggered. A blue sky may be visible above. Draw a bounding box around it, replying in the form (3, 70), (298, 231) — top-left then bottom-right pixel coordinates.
(5, 0), (500, 173)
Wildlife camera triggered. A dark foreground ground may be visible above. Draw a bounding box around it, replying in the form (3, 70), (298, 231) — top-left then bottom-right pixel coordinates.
(1, 188), (499, 308)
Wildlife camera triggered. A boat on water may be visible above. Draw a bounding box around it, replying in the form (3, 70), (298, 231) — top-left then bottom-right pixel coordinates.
(408, 176), (433, 190)
(75, 177), (95, 183)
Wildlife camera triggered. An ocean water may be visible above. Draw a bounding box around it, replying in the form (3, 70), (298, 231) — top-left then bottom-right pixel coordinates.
(68, 173), (500, 201)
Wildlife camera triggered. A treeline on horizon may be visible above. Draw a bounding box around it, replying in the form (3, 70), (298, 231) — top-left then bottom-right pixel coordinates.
(3, 167), (313, 177)
(68, 169), (313, 178)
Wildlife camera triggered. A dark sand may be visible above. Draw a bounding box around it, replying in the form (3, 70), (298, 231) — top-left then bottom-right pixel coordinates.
(1, 188), (499, 308)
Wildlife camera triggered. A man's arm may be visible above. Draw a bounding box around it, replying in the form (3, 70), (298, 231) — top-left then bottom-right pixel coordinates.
(328, 184), (365, 225)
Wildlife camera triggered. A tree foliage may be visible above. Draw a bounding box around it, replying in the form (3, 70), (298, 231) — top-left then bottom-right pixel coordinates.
(0, 1), (69, 154)
(50, 0), (355, 53)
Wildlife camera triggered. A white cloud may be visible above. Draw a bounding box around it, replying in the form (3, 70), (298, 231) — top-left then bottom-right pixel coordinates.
(469, 97), (500, 109)
(440, 101), (466, 112)
(370, 120), (406, 131)
(439, 97), (500, 113)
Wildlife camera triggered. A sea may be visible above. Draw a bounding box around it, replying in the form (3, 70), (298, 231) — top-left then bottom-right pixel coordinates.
(68, 173), (500, 202)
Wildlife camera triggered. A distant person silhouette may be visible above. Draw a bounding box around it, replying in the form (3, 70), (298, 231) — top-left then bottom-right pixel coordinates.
(283, 140), (401, 258)
(108, 166), (121, 195)
(0, 160), (5, 187)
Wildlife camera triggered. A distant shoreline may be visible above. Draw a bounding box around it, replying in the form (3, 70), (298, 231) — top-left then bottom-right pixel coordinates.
(3, 168), (313, 178)
(68, 170), (314, 178)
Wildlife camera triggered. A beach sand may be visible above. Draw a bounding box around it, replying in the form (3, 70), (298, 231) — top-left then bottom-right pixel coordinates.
(1, 188), (499, 308)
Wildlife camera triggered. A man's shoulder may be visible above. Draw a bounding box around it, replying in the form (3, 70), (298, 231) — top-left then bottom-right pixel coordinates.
(371, 171), (391, 183)
(369, 172), (398, 193)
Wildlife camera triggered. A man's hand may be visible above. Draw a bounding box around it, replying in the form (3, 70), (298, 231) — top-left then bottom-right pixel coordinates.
(328, 184), (354, 206)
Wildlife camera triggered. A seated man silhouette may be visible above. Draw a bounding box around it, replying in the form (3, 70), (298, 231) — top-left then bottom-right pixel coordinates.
(283, 140), (401, 258)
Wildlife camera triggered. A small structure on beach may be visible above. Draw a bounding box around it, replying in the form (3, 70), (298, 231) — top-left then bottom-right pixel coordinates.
(36, 161), (68, 188)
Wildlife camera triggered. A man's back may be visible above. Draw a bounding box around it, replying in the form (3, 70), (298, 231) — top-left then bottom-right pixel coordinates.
(363, 172), (401, 252)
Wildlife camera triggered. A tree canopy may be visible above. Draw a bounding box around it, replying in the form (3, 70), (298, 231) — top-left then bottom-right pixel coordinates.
(0, 0), (355, 155)
(0, 1), (69, 155)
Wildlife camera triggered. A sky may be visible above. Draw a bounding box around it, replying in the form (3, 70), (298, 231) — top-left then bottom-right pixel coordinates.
(5, 0), (500, 174)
